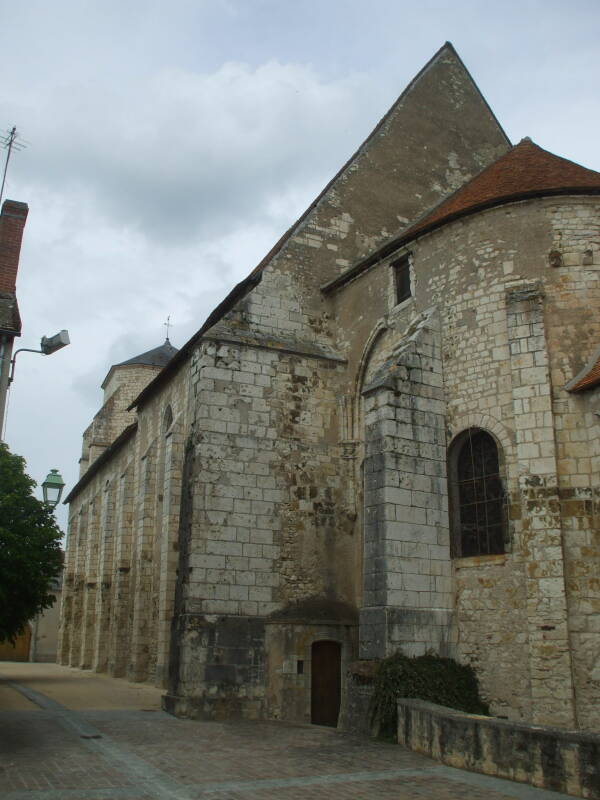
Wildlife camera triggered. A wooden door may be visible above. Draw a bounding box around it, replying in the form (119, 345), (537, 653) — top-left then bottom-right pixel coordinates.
(311, 640), (341, 727)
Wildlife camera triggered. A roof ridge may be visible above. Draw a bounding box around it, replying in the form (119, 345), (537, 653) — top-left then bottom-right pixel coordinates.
(249, 42), (508, 280)
(129, 44), (509, 411)
(323, 138), (600, 295)
(398, 137), (600, 237)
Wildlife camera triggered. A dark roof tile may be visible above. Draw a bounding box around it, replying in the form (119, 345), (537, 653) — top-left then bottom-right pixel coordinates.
(115, 338), (178, 369)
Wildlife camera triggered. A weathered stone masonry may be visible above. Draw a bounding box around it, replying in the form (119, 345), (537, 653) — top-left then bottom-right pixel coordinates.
(59, 44), (600, 733)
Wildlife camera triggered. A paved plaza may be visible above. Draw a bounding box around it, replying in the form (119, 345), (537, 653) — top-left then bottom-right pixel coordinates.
(0, 663), (573, 800)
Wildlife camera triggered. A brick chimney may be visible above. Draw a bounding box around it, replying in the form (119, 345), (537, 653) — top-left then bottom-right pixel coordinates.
(0, 200), (29, 293)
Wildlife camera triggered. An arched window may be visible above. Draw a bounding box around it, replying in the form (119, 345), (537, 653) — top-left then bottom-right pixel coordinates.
(163, 404), (173, 434)
(448, 428), (506, 558)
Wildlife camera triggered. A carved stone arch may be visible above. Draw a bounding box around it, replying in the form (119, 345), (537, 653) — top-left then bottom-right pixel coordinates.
(355, 320), (389, 398)
(447, 412), (515, 490)
(352, 321), (393, 443)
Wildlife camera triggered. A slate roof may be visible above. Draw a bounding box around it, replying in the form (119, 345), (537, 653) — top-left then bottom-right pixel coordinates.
(114, 338), (178, 369)
(101, 338), (178, 390)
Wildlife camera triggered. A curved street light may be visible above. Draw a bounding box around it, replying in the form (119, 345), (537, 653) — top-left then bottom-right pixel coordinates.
(9, 330), (70, 385)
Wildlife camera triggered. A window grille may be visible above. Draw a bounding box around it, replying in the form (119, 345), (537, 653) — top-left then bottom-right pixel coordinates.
(449, 428), (506, 558)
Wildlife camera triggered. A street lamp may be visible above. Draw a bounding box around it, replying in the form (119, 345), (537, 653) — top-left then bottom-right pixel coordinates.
(9, 329), (70, 385)
(41, 468), (65, 508)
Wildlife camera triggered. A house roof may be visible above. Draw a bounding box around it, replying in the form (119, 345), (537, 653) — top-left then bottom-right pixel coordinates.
(323, 139), (600, 294)
(129, 41), (509, 412)
(63, 422), (138, 504)
(401, 138), (600, 241)
(115, 338), (178, 368)
(102, 338), (178, 389)
(565, 345), (600, 393)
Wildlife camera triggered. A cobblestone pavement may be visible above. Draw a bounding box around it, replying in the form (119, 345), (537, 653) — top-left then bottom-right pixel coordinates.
(0, 663), (573, 800)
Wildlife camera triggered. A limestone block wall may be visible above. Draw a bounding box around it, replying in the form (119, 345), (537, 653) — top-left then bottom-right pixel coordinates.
(326, 194), (600, 728)
(168, 333), (356, 718)
(543, 199), (600, 731)
(264, 620), (357, 723)
(394, 197), (598, 727)
(262, 43), (508, 299)
(78, 364), (164, 477)
(218, 44), (509, 356)
(360, 311), (453, 660)
(60, 363), (189, 689)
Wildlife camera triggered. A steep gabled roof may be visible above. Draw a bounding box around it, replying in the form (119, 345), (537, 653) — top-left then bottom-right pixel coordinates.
(323, 139), (600, 294)
(245, 41), (508, 280)
(130, 42), (510, 411)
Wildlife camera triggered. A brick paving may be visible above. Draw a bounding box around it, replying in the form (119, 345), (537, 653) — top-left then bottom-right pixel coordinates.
(0, 664), (574, 800)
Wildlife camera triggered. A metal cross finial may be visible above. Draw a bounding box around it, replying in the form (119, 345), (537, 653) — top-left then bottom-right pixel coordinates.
(164, 315), (172, 342)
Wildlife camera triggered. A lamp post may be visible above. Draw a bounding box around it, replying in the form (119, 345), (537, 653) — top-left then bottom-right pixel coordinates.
(41, 468), (65, 508)
(9, 329), (70, 385)
(1, 329), (70, 440)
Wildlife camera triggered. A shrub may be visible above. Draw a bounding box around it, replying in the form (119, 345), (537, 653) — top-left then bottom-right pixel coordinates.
(370, 652), (490, 740)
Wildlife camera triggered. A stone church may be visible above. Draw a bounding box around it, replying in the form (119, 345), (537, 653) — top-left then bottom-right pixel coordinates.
(59, 43), (600, 732)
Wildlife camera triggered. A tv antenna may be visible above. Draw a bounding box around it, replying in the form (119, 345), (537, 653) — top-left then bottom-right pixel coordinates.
(0, 126), (28, 206)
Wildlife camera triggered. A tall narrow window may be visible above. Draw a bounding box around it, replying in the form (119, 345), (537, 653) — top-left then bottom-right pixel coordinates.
(393, 255), (411, 305)
(448, 428), (506, 558)
(163, 404), (173, 433)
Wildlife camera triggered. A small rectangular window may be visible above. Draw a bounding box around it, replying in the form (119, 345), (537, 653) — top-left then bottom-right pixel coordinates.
(393, 255), (411, 305)
(297, 660), (304, 675)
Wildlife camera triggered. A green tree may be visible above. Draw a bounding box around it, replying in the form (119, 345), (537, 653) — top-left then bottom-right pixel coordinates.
(0, 443), (63, 643)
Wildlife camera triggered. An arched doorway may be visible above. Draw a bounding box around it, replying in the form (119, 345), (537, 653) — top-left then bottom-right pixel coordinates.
(311, 640), (341, 727)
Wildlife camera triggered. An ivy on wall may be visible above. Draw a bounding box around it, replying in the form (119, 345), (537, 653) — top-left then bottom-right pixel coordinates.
(370, 652), (490, 739)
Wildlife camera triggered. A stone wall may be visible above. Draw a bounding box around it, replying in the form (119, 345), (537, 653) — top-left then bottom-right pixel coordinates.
(327, 195), (599, 727)
(59, 362), (189, 688)
(60, 45), (600, 732)
(166, 333), (357, 718)
(79, 364), (164, 477)
(360, 309), (452, 660)
(397, 698), (600, 799)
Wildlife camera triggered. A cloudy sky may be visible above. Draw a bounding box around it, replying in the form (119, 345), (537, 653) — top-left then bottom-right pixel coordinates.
(1, 0), (599, 529)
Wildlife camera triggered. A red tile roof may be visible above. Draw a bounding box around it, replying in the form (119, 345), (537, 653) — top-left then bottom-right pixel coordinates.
(401, 138), (600, 242)
(323, 139), (600, 295)
(566, 349), (600, 393)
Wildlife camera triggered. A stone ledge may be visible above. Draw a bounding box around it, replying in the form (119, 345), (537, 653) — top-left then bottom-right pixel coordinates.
(397, 698), (600, 798)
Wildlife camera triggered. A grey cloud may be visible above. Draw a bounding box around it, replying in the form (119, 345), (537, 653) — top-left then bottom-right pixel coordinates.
(11, 62), (373, 245)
